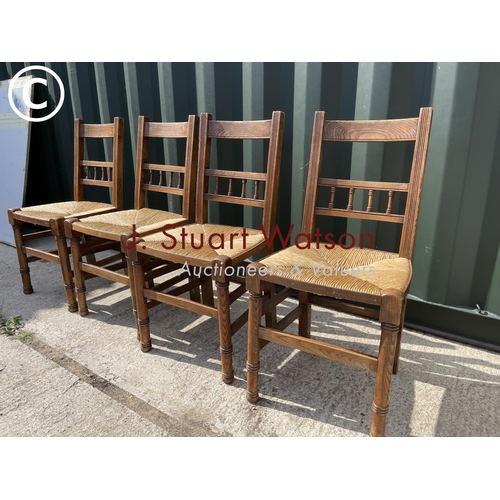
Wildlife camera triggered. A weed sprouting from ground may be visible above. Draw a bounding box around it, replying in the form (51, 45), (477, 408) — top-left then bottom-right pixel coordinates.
(15, 331), (34, 342)
(0, 305), (34, 342)
(0, 315), (23, 336)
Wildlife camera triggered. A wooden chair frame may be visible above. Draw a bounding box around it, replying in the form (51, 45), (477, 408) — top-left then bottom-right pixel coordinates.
(64, 115), (199, 317)
(245, 108), (433, 436)
(126, 111), (284, 383)
(7, 117), (124, 312)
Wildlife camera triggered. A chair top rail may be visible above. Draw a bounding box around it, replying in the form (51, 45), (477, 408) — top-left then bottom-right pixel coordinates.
(208, 119), (272, 139)
(323, 117), (419, 142)
(144, 121), (189, 138)
(79, 123), (116, 138)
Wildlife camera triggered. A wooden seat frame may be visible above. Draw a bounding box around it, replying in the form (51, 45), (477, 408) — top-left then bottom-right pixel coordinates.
(245, 108), (433, 436)
(7, 117), (124, 312)
(127, 111), (284, 383)
(64, 115), (199, 317)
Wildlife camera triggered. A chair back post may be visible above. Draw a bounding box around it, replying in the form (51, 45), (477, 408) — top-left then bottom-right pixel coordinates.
(134, 116), (149, 210)
(111, 116), (124, 210)
(261, 110), (285, 235)
(182, 115), (200, 223)
(195, 113), (213, 224)
(399, 107), (433, 259)
(73, 118), (84, 202)
(301, 110), (326, 235)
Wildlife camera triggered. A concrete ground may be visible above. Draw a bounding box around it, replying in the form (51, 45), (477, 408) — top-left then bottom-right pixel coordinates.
(1, 241), (500, 437)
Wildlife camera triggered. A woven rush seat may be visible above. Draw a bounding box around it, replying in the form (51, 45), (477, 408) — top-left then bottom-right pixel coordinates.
(258, 245), (411, 297)
(140, 223), (267, 264)
(71, 208), (187, 240)
(17, 201), (115, 224)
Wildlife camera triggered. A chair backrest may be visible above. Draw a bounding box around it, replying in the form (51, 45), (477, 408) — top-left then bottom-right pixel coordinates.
(134, 115), (199, 221)
(302, 108), (433, 260)
(74, 117), (124, 210)
(195, 111), (285, 234)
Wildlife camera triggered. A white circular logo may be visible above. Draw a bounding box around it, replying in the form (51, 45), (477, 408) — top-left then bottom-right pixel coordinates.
(8, 65), (65, 123)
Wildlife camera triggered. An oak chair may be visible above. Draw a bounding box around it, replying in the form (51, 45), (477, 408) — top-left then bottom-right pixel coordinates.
(245, 108), (433, 436)
(7, 117), (124, 312)
(126, 111), (284, 383)
(64, 115), (199, 316)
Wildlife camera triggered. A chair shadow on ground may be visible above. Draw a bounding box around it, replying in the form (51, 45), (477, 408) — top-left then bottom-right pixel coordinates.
(3, 248), (499, 437)
(79, 275), (500, 437)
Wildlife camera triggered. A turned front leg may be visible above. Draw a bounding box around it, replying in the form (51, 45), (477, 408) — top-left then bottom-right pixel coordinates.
(52, 219), (77, 313)
(65, 219), (88, 316)
(246, 264), (265, 403)
(370, 322), (398, 437)
(246, 289), (264, 404)
(129, 241), (152, 352)
(125, 250), (139, 336)
(10, 217), (33, 294)
(392, 298), (407, 375)
(213, 256), (234, 384)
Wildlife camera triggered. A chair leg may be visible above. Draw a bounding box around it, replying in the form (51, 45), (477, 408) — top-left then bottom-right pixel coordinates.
(264, 282), (277, 327)
(130, 249), (152, 352)
(65, 219), (89, 316)
(69, 236), (89, 316)
(81, 234), (97, 265)
(55, 233), (78, 313)
(125, 252), (140, 336)
(392, 298), (407, 375)
(201, 276), (214, 307)
(246, 268), (264, 404)
(370, 321), (399, 437)
(10, 220), (34, 295)
(143, 255), (155, 289)
(51, 219), (78, 313)
(213, 256), (234, 384)
(122, 254), (129, 277)
(188, 274), (201, 303)
(298, 291), (311, 338)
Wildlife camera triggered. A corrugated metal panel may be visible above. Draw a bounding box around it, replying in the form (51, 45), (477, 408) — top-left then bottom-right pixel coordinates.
(1, 62), (499, 347)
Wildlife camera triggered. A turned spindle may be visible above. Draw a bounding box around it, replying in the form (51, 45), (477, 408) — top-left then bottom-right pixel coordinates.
(328, 187), (336, 209)
(367, 189), (374, 212)
(347, 187), (355, 210)
(253, 180), (260, 199)
(386, 191), (394, 214)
